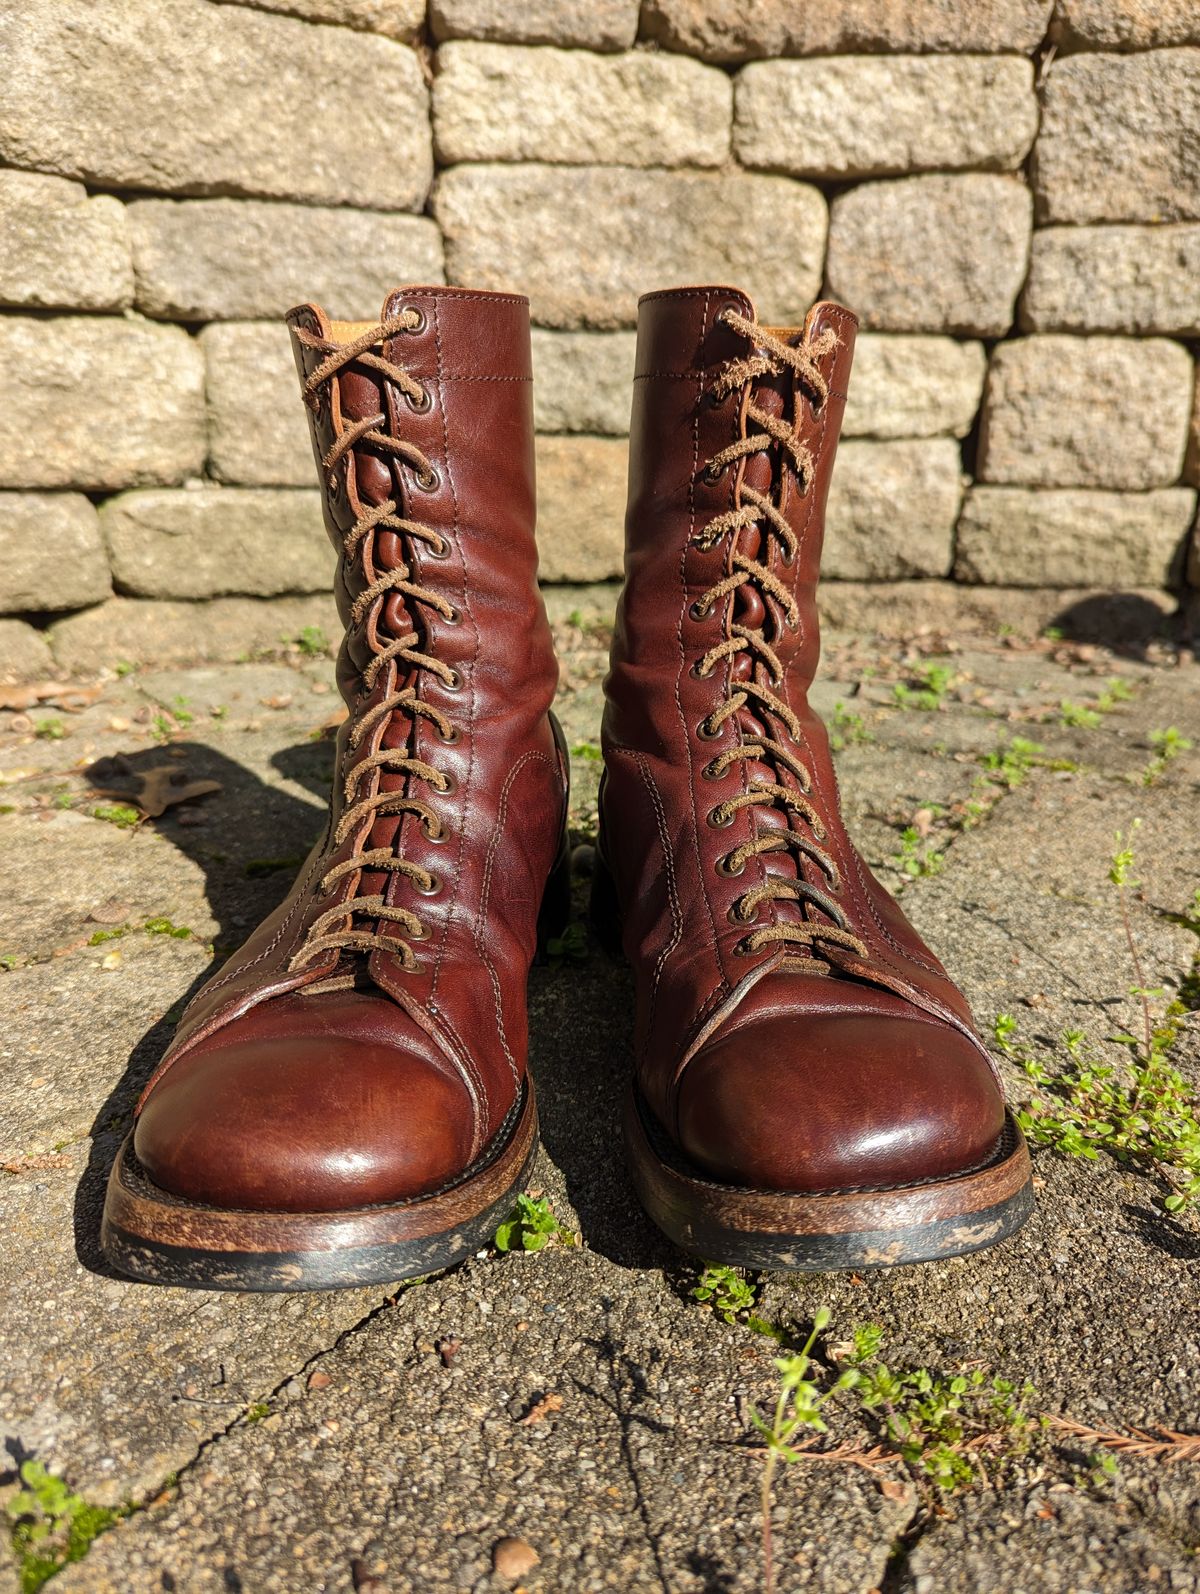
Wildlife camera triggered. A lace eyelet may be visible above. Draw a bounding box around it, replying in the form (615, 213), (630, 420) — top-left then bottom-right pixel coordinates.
(422, 815), (447, 842)
(408, 922), (430, 942)
(444, 605), (461, 625)
(414, 872), (442, 897)
(728, 902), (757, 925)
(696, 719), (721, 741)
(717, 853), (745, 877)
(707, 807), (734, 830)
(401, 306), (427, 334)
(701, 761), (722, 781)
(439, 724), (460, 746)
(689, 599), (710, 622)
(703, 461), (723, 484)
(414, 465), (440, 493)
(425, 537), (451, 560)
(438, 773), (457, 796)
(406, 386), (432, 414)
(442, 668), (463, 692)
(779, 545), (795, 568)
(690, 660), (713, 680)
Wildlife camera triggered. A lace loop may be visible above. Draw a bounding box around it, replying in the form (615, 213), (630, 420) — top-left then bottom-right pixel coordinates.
(287, 314), (455, 983)
(693, 308), (867, 967)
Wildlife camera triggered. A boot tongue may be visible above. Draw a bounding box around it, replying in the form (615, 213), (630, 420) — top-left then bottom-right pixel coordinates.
(336, 364), (417, 907)
(729, 377), (826, 954)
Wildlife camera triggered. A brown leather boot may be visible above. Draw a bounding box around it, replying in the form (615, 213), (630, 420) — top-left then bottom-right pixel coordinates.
(594, 286), (1032, 1271)
(103, 287), (569, 1291)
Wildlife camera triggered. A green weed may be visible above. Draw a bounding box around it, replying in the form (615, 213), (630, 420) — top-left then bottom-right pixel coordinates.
(891, 662), (956, 712)
(1096, 678), (1134, 713)
(143, 917), (194, 940)
(1143, 727), (1193, 787)
(892, 826), (944, 879)
(571, 741), (603, 763)
(91, 804), (141, 829)
(33, 719), (64, 741)
(1057, 700), (1101, 730)
(691, 1264), (779, 1338)
(5, 1460), (127, 1593)
(294, 625), (331, 658)
(1000, 828), (1200, 1214)
(830, 701), (872, 752)
(494, 1192), (575, 1253)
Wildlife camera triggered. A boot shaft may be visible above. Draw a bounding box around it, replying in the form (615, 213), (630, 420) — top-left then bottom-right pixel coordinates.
(286, 286), (556, 720)
(611, 285), (857, 739)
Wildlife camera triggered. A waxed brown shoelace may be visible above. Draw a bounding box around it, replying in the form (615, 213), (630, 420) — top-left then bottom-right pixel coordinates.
(287, 311), (455, 988)
(694, 309), (868, 967)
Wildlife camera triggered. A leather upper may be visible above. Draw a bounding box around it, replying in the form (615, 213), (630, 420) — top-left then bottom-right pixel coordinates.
(600, 286), (1005, 1193)
(135, 288), (566, 1211)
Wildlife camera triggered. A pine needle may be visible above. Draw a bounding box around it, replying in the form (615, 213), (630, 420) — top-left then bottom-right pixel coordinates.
(1049, 1414), (1200, 1463)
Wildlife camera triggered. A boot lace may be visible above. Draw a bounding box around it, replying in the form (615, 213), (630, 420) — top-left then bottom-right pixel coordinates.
(287, 311), (456, 988)
(694, 309), (868, 967)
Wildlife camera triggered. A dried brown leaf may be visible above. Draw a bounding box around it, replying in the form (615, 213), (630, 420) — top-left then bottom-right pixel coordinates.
(1049, 1414), (1200, 1463)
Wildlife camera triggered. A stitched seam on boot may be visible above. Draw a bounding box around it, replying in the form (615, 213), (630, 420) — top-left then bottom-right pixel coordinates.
(474, 747), (559, 1097)
(608, 747), (684, 1053)
(673, 286), (729, 1002)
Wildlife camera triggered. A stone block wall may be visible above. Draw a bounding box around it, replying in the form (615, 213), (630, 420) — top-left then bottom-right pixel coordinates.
(1, 0), (1198, 674)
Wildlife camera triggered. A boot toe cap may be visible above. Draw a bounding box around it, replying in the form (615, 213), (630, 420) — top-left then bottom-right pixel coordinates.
(675, 1007), (1005, 1193)
(135, 1001), (476, 1213)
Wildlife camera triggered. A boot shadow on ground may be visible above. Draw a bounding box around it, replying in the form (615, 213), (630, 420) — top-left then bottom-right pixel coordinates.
(73, 738), (666, 1278)
(1051, 591), (1197, 659)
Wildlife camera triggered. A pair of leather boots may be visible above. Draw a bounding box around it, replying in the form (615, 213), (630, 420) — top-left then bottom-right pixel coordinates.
(102, 285), (1032, 1292)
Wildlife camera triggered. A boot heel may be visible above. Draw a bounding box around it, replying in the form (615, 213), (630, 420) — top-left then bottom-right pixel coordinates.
(588, 848), (624, 961)
(535, 823), (573, 959)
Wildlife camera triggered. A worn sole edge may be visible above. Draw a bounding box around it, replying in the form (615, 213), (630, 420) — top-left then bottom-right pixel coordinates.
(100, 1084), (539, 1293)
(624, 1088), (1034, 1272)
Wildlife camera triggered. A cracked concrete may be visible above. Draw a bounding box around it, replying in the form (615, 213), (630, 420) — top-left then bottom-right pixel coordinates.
(2, 594), (1199, 1592)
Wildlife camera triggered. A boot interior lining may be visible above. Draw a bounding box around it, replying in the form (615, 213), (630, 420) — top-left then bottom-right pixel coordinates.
(328, 319), (378, 342)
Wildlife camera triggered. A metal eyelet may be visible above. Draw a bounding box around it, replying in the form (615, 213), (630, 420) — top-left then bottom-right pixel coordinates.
(414, 871), (442, 897)
(707, 807), (734, 830)
(425, 537), (451, 560)
(444, 605), (461, 624)
(727, 902), (757, 925)
(690, 660), (713, 680)
(406, 386), (432, 414)
(442, 668), (463, 692)
(401, 306), (427, 334)
(701, 761), (722, 781)
(696, 719), (721, 741)
(438, 773), (457, 796)
(717, 853), (746, 877)
(779, 544), (795, 568)
(422, 815), (447, 842)
(407, 922), (430, 941)
(414, 465), (440, 493)
(689, 599), (710, 622)
(438, 724), (460, 746)
(703, 461), (723, 484)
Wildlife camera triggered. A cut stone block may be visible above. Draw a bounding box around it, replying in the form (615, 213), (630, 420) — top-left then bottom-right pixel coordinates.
(0, 317), (205, 492)
(0, 493), (112, 614)
(101, 488), (331, 600)
(0, 0), (432, 210)
(956, 487), (1196, 587)
(824, 439), (963, 580)
(202, 323), (317, 487)
(436, 164), (826, 329)
(1021, 225), (1200, 337)
(978, 336), (1193, 490)
(735, 56), (1037, 179)
(131, 199), (444, 322)
(1034, 50), (1200, 224)
(531, 331), (636, 436)
(826, 174), (1032, 337)
(844, 336), (987, 440)
(535, 436), (626, 582)
(0, 170), (131, 312)
(434, 42), (731, 168)
(429, 0), (639, 48)
(640, 0), (1053, 60)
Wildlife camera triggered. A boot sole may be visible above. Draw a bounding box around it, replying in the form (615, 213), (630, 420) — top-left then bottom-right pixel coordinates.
(101, 1079), (539, 1292)
(625, 1084), (1034, 1272)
